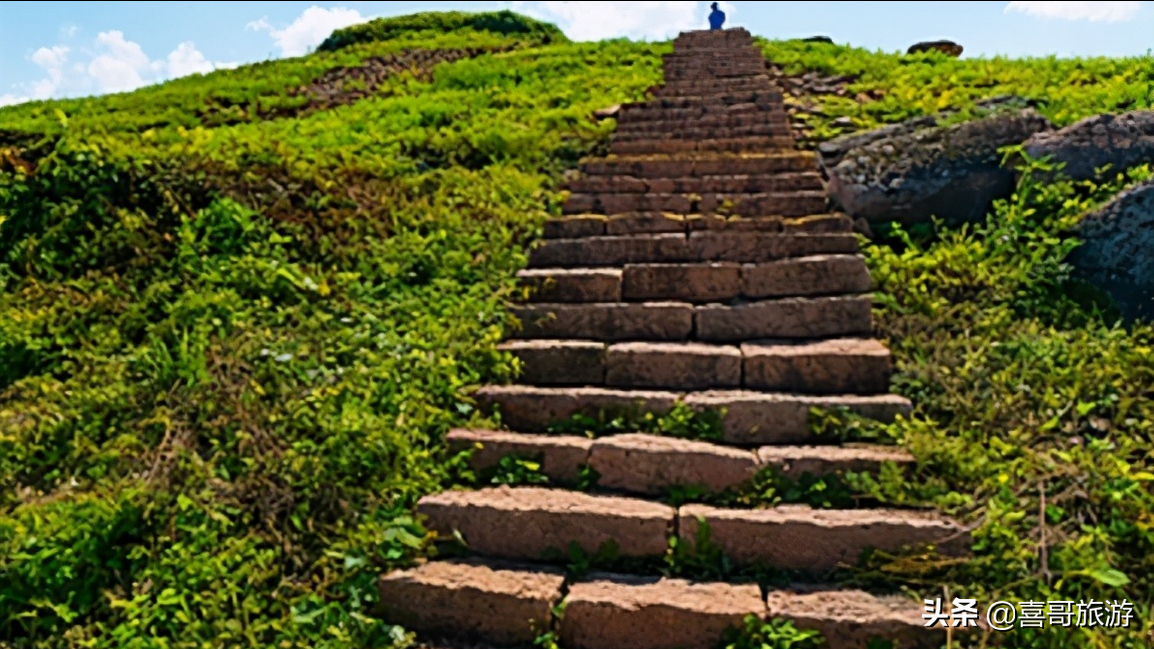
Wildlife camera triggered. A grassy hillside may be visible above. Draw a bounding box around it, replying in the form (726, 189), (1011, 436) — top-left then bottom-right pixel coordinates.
(1, 10), (1153, 649)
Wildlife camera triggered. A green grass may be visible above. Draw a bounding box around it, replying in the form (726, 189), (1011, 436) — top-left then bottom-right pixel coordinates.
(1, 9), (1153, 649)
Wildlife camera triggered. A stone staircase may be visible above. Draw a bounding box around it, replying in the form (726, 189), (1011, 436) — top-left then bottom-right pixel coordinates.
(378, 28), (964, 649)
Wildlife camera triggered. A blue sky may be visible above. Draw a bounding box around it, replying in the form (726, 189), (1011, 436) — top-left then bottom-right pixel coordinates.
(2, 1), (1152, 106)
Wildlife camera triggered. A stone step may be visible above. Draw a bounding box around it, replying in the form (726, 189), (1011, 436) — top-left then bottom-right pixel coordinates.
(587, 433), (759, 495)
(499, 340), (608, 386)
(612, 125), (795, 143)
(509, 295), (872, 343)
(615, 115), (792, 133)
(580, 153), (818, 178)
(605, 342), (742, 389)
(450, 427), (914, 488)
(670, 41), (761, 52)
(660, 76), (775, 91)
(646, 92), (784, 108)
(663, 48), (764, 59)
(660, 62), (765, 74)
(662, 55), (765, 66)
(662, 53), (766, 65)
(540, 214), (851, 239)
(418, 486), (675, 559)
(520, 254), (867, 304)
(564, 172), (823, 195)
(695, 295), (874, 342)
(378, 559), (564, 646)
(617, 109), (788, 128)
(563, 575), (942, 649)
(647, 90), (784, 105)
(542, 215), (611, 238)
(448, 428), (594, 484)
(454, 429), (765, 496)
(613, 125), (793, 142)
(528, 232), (859, 268)
(474, 385), (912, 444)
(679, 504), (970, 572)
(737, 253), (873, 297)
(672, 38), (757, 48)
(379, 561), (943, 649)
(509, 301), (694, 342)
(605, 213), (851, 237)
(662, 56), (766, 67)
(609, 136), (796, 156)
(500, 337), (892, 395)
(662, 69), (767, 82)
(742, 338), (892, 394)
(654, 82), (777, 96)
(561, 575), (765, 649)
(620, 255), (871, 302)
(562, 189), (827, 217)
(516, 267), (622, 302)
(419, 487), (964, 572)
(757, 444), (915, 479)
(663, 63), (767, 75)
(619, 101), (769, 118)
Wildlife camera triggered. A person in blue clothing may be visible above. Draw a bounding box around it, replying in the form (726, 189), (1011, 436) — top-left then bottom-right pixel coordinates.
(708, 2), (725, 30)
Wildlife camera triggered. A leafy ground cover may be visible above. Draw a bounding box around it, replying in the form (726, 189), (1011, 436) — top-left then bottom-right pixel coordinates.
(1, 10), (1153, 649)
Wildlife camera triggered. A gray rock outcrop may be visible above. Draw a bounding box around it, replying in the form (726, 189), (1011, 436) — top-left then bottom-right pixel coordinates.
(1022, 110), (1154, 182)
(907, 40), (963, 57)
(821, 105), (1053, 227)
(1069, 178), (1154, 320)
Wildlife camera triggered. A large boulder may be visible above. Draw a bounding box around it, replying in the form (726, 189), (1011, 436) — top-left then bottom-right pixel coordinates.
(907, 40), (963, 57)
(1069, 179), (1154, 320)
(821, 106), (1053, 227)
(817, 96), (1039, 169)
(1021, 110), (1154, 182)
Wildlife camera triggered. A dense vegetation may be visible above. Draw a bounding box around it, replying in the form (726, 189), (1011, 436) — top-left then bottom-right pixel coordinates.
(1, 10), (1153, 649)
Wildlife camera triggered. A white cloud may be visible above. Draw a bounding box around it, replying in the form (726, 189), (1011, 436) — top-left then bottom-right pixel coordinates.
(166, 41), (217, 77)
(25, 45), (70, 99)
(88, 30), (154, 93)
(31, 45), (69, 70)
(1005, 1), (1142, 22)
(1, 32), (230, 108)
(506, 1), (736, 41)
(246, 6), (365, 56)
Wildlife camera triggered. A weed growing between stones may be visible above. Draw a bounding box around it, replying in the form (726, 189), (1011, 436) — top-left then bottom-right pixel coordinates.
(482, 454), (552, 486)
(719, 615), (825, 649)
(544, 402), (726, 441)
(663, 466), (861, 510)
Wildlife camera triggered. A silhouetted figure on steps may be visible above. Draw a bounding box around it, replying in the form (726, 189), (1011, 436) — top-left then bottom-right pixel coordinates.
(708, 2), (725, 30)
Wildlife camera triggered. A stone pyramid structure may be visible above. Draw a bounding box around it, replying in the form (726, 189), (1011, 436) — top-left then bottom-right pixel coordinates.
(377, 28), (965, 649)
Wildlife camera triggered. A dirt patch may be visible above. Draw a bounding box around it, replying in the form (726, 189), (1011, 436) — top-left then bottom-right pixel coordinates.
(295, 46), (511, 112)
(194, 47), (512, 127)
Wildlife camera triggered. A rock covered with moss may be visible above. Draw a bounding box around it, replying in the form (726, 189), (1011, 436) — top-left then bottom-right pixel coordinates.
(822, 106), (1052, 227)
(907, 40), (963, 57)
(1023, 110), (1154, 182)
(1070, 178), (1154, 320)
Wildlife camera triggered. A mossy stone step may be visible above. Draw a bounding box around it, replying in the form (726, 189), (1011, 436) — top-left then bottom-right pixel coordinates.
(448, 429), (915, 492)
(416, 486), (966, 571)
(474, 385), (911, 444)
(528, 232), (858, 268)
